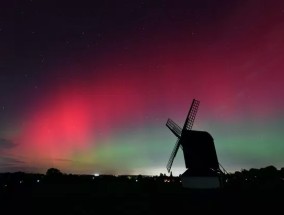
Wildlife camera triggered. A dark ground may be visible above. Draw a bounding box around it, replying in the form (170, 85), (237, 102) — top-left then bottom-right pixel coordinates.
(2, 190), (283, 215)
(1, 179), (284, 214)
(1, 172), (283, 215)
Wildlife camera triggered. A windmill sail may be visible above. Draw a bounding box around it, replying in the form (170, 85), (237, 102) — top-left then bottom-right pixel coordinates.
(183, 99), (200, 131)
(166, 139), (181, 172)
(166, 99), (200, 173)
(166, 118), (182, 138)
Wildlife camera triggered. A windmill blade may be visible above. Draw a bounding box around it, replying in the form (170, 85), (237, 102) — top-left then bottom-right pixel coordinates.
(183, 99), (200, 131)
(166, 139), (181, 173)
(166, 118), (182, 138)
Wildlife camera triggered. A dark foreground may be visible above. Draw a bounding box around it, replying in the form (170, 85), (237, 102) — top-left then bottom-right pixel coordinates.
(2, 189), (283, 215)
(1, 173), (283, 214)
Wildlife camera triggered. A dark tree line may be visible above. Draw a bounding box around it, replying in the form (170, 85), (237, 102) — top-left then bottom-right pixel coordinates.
(1, 166), (284, 191)
(224, 165), (284, 190)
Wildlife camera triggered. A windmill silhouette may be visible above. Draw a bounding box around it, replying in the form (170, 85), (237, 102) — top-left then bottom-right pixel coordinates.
(166, 99), (222, 188)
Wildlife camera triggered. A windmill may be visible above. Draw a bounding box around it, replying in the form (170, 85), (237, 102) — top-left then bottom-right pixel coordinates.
(166, 99), (222, 189)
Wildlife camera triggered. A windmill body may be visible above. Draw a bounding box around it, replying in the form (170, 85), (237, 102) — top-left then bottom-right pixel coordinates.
(166, 99), (222, 189)
(181, 130), (219, 173)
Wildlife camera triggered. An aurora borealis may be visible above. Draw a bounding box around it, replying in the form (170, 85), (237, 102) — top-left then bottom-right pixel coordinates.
(1, 0), (284, 175)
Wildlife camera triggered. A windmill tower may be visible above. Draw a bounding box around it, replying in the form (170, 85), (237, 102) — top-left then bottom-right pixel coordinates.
(166, 99), (222, 189)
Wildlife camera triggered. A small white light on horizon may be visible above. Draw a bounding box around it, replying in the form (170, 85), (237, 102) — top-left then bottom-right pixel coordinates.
(37, 180), (40, 183)
(94, 173), (100, 177)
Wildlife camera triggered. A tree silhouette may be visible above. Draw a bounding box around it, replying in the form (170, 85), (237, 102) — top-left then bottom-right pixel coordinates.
(46, 168), (63, 177)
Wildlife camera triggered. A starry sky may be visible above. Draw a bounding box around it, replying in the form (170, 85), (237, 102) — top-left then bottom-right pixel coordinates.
(1, 0), (284, 175)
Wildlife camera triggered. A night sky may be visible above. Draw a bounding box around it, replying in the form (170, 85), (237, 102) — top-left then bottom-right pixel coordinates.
(1, 0), (284, 175)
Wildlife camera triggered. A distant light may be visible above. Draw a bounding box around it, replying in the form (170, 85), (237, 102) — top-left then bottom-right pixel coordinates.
(94, 173), (100, 177)
(4, 184), (7, 187)
(136, 179), (138, 182)
(37, 180), (40, 183)
(20, 180), (23, 184)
